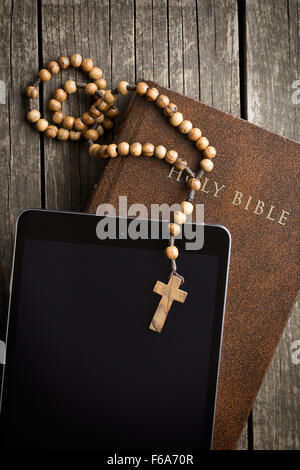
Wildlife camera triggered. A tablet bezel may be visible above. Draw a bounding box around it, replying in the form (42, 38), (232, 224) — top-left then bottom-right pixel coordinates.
(0, 209), (231, 450)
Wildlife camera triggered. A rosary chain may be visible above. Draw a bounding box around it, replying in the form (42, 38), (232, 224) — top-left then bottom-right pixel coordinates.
(25, 54), (218, 286)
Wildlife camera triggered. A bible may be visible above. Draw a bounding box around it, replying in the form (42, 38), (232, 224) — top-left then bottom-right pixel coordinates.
(87, 82), (300, 450)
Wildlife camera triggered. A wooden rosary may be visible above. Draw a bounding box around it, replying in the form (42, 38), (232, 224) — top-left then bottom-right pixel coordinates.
(25, 53), (217, 333)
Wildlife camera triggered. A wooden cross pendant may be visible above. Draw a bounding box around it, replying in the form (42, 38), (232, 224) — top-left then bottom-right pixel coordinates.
(149, 274), (188, 333)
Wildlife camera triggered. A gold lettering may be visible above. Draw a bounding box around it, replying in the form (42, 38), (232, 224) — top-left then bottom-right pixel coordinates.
(232, 191), (242, 206)
(245, 196), (252, 211)
(201, 177), (210, 194)
(167, 173), (290, 227)
(254, 200), (264, 215)
(168, 167), (182, 181)
(267, 205), (275, 221)
(213, 182), (226, 197)
(278, 210), (289, 226)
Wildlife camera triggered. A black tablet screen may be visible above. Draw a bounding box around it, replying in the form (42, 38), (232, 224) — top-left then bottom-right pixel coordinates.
(1, 214), (229, 450)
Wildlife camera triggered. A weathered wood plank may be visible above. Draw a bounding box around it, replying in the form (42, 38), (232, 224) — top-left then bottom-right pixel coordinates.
(182, 0), (200, 100)
(196, 0), (240, 116)
(135, 0), (154, 83)
(168, 0), (184, 93)
(135, 0), (169, 91)
(246, 0), (300, 450)
(235, 425), (248, 450)
(135, 0), (169, 87)
(252, 302), (300, 450)
(0, 0), (40, 336)
(152, 0), (169, 87)
(110, 0), (135, 119)
(41, 0), (111, 211)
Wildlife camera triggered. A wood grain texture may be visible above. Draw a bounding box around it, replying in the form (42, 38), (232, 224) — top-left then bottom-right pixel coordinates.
(0, 0), (40, 335)
(110, 0), (135, 121)
(246, 0), (300, 450)
(196, 0), (240, 115)
(235, 425), (248, 450)
(41, 0), (111, 211)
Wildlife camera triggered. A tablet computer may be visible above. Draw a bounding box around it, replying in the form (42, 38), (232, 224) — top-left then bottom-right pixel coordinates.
(0, 210), (230, 451)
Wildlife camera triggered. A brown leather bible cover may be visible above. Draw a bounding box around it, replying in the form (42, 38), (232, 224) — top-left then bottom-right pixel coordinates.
(87, 83), (300, 449)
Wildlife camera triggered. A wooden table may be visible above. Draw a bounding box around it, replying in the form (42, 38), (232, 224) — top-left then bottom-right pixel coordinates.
(0, 0), (299, 450)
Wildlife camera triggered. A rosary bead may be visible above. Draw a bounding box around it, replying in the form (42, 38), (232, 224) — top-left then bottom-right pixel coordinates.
(89, 105), (101, 119)
(25, 86), (39, 99)
(84, 129), (99, 141)
(27, 109), (41, 122)
(203, 145), (217, 159)
(174, 210), (186, 225)
(48, 99), (62, 112)
(142, 143), (155, 157)
(117, 142), (130, 156)
(196, 136), (209, 151)
(200, 158), (214, 172)
(70, 53), (82, 68)
(85, 83), (98, 95)
(178, 120), (193, 134)
(156, 94), (170, 109)
(188, 127), (202, 141)
(102, 118), (114, 130)
(58, 56), (70, 70)
(95, 78), (107, 89)
(117, 81), (129, 95)
(89, 143), (101, 158)
(98, 145), (108, 158)
(64, 80), (77, 94)
(136, 82), (149, 96)
(81, 58), (94, 72)
(168, 223), (181, 237)
(107, 144), (118, 158)
(170, 112), (183, 127)
(57, 128), (69, 140)
(146, 87), (159, 102)
(82, 112), (95, 126)
(165, 149), (178, 164)
(74, 117), (88, 131)
(104, 90), (117, 104)
(35, 118), (49, 132)
(181, 201), (193, 215)
(39, 69), (51, 82)
(96, 125), (104, 136)
(45, 125), (58, 139)
(105, 106), (120, 119)
(95, 113), (105, 124)
(130, 142), (142, 156)
(174, 157), (187, 171)
(47, 61), (60, 75)
(188, 177), (201, 191)
(155, 145), (167, 159)
(95, 98), (109, 112)
(89, 67), (103, 80)
(54, 88), (67, 102)
(163, 103), (178, 116)
(52, 111), (65, 124)
(165, 246), (179, 260)
(69, 130), (81, 141)
(63, 116), (75, 130)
